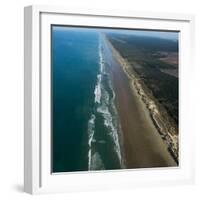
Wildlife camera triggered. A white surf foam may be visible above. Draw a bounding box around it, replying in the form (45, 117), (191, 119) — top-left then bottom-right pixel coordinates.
(94, 74), (102, 104)
(88, 36), (123, 170)
(88, 114), (96, 170)
(96, 38), (123, 165)
(90, 152), (105, 170)
(97, 92), (122, 164)
(109, 79), (122, 160)
(94, 41), (106, 104)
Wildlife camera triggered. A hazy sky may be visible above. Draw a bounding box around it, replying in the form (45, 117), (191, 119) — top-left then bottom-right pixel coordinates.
(112, 30), (179, 41)
(53, 26), (179, 41)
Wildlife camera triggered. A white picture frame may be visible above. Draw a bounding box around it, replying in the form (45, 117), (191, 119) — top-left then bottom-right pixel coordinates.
(24, 5), (195, 194)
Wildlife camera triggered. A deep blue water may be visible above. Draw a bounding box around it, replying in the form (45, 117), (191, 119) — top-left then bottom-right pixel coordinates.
(52, 26), (122, 172)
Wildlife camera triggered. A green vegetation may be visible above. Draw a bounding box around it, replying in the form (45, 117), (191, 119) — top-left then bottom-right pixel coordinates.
(107, 33), (179, 125)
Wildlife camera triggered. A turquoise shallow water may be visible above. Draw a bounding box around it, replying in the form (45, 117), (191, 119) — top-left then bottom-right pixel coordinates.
(52, 26), (122, 172)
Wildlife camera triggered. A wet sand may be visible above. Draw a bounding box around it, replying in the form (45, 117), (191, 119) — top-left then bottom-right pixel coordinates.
(103, 36), (177, 168)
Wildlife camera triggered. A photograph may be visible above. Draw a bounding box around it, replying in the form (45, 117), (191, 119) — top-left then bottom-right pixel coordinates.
(51, 25), (179, 173)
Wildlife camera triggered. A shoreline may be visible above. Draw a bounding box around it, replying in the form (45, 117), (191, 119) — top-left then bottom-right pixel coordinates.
(103, 35), (178, 168)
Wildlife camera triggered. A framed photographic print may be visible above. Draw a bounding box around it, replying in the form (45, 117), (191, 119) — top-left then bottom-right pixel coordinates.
(24, 5), (195, 194)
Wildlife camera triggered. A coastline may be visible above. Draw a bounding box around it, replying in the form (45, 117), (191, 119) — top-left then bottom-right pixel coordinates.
(103, 35), (178, 168)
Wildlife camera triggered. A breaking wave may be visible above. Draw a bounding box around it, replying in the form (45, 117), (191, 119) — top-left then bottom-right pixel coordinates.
(94, 74), (101, 104)
(88, 114), (96, 170)
(87, 35), (123, 170)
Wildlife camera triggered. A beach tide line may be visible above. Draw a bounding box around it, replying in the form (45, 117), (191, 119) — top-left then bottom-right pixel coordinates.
(106, 36), (178, 164)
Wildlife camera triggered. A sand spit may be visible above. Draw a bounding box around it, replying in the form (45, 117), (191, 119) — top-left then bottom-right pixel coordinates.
(105, 36), (178, 165)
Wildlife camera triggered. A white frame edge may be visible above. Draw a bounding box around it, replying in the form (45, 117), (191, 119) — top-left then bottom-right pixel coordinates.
(24, 6), (40, 194)
(24, 5), (195, 194)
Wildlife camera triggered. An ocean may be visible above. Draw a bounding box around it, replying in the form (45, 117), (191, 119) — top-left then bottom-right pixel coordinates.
(52, 26), (123, 172)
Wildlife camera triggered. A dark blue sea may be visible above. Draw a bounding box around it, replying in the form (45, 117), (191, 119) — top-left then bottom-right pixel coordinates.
(52, 26), (123, 172)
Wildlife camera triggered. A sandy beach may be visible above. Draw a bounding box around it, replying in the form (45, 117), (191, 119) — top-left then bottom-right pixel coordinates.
(103, 36), (177, 168)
